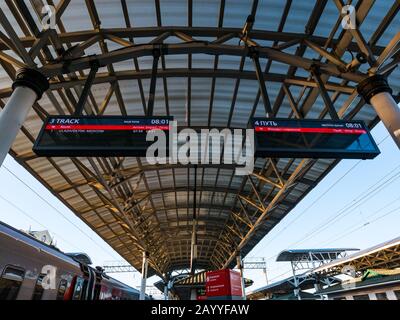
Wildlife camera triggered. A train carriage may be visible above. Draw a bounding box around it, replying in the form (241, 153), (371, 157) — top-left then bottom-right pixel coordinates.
(0, 221), (143, 300)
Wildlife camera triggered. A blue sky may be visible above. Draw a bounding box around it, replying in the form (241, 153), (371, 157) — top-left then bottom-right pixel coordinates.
(0, 120), (399, 295)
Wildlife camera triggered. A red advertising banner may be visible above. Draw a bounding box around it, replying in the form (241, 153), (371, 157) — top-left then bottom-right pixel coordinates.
(206, 269), (243, 297)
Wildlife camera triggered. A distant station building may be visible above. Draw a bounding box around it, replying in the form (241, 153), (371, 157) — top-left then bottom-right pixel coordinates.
(247, 248), (357, 300)
(249, 238), (400, 300)
(318, 269), (400, 300)
(314, 237), (400, 300)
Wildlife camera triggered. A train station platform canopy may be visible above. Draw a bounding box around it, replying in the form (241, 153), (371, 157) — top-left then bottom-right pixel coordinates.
(313, 236), (400, 277)
(0, 1), (399, 280)
(277, 248), (359, 262)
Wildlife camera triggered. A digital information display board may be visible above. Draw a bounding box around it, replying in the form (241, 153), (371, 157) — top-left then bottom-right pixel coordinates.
(33, 116), (172, 157)
(252, 118), (380, 159)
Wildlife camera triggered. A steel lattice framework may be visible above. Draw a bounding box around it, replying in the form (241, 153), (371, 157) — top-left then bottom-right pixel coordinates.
(0, 1), (399, 281)
(313, 236), (400, 277)
(103, 257), (267, 273)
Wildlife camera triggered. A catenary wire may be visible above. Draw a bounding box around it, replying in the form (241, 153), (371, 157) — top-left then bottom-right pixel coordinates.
(0, 164), (121, 260)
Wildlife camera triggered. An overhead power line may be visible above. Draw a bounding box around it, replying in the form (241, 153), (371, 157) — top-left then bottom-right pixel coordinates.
(289, 166), (400, 247)
(0, 193), (82, 252)
(320, 198), (400, 246)
(0, 164), (120, 261)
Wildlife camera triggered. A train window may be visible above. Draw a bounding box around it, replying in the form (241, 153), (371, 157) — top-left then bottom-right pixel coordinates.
(56, 279), (68, 300)
(0, 266), (25, 300)
(376, 292), (388, 300)
(32, 274), (46, 300)
(353, 294), (369, 300)
(394, 290), (400, 300)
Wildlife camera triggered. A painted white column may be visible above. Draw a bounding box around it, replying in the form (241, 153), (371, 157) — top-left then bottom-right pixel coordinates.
(164, 281), (169, 300)
(0, 87), (38, 166)
(139, 251), (149, 300)
(357, 74), (400, 149)
(190, 288), (197, 301)
(370, 92), (400, 149)
(386, 290), (397, 300)
(0, 68), (48, 167)
(368, 293), (377, 300)
(236, 255), (246, 300)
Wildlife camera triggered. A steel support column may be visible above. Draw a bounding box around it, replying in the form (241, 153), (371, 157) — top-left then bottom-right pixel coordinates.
(147, 49), (161, 116)
(262, 258), (268, 284)
(190, 165), (198, 275)
(290, 261), (301, 301)
(249, 47), (273, 116)
(236, 254), (246, 300)
(358, 75), (400, 149)
(74, 61), (99, 115)
(163, 273), (170, 300)
(0, 68), (48, 167)
(164, 282), (169, 300)
(190, 288), (197, 300)
(140, 251), (149, 300)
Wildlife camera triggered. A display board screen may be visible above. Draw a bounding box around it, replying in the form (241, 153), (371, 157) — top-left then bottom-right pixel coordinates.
(252, 118), (380, 159)
(33, 116), (172, 157)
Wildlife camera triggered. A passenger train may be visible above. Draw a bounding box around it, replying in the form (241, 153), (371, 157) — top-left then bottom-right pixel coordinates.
(0, 221), (145, 300)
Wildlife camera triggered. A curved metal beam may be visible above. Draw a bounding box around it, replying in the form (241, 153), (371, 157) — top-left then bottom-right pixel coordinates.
(0, 27), (385, 55)
(39, 42), (366, 83)
(30, 69), (354, 95)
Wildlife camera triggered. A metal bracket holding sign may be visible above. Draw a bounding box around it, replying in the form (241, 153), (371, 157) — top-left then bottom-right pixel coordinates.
(74, 61), (100, 116)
